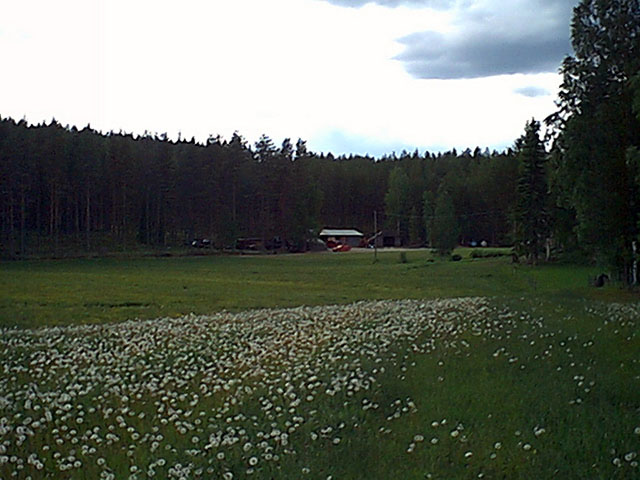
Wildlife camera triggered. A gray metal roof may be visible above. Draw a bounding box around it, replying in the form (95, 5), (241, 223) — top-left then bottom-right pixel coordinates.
(319, 229), (364, 237)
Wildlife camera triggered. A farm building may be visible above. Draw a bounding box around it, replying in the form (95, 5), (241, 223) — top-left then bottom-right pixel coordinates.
(371, 230), (402, 248)
(368, 230), (402, 248)
(319, 228), (364, 248)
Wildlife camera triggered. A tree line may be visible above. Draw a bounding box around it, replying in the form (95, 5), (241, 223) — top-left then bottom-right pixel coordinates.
(0, 117), (518, 256)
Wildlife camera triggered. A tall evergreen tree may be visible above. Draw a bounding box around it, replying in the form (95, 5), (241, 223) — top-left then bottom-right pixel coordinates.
(430, 187), (458, 255)
(423, 190), (435, 247)
(384, 166), (410, 243)
(514, 119), (549, 263)
(408, 207), (421, 246)
(546, 0), (640, 279)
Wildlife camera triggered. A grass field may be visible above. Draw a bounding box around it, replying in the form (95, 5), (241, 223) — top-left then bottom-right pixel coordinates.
(0, 250), (638, 479)
(0, 248), (630, 328)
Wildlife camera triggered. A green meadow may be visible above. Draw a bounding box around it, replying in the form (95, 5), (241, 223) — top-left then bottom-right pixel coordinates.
(0, 251), (638, 479)
(0, 248), (629, 328)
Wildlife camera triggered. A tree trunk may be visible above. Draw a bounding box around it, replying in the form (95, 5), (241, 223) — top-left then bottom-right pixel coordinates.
(9, 191), (15, 257)
(145, 190), (150, 245)
(633, 241), (638, 286)
(35, 190), (41, 250)
(121, 184), (127, 249)
(49, 184), (55, 237)
(54, 187), (60, 254)
(20, 186), (26, 258)
(75, 193), (80, 242)
(85, 183), (91, 251)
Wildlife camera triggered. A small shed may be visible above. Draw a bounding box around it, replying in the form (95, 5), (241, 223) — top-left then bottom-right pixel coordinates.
(372, 230), (401, 248)
(319, 228), (364, 247)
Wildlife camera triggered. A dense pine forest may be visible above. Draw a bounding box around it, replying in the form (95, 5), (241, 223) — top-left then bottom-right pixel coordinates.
(1, 0), (639, 283)
(0, 117), (518, 255)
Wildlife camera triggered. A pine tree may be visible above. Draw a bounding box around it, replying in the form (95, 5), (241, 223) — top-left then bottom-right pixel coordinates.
(514, 119), (549, 263)
(423, 190), (435, 246)
(384, 166), (410, 243)
(430, 188), (458, 255)
(409, 207), (421, 246)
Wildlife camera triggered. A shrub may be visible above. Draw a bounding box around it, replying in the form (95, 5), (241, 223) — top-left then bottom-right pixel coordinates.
(470, 249), (510, 259)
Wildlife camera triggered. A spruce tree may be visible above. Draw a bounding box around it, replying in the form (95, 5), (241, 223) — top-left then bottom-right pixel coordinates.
(423, 190), (435, 246)
(384, 167), (410, 243)
(430, 188), (458, 255)
(547, 0), (640, 279)
(514, 119), (549, 263)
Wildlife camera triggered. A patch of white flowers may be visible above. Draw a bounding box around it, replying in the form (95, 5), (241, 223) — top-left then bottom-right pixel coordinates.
(0, 298), (492, 477)
(0, 297), (637, 478)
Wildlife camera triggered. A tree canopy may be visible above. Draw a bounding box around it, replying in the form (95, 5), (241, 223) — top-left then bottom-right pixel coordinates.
(547, 0), (640, 280)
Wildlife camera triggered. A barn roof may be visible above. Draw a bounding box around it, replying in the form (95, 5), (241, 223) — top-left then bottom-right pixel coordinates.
(319, 229), (364, 237)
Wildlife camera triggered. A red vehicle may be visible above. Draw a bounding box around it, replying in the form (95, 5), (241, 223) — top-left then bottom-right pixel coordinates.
(332, 244), (351, 252)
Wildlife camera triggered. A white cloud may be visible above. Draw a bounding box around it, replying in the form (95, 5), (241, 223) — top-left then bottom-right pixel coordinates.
(0, 0), (565, 156)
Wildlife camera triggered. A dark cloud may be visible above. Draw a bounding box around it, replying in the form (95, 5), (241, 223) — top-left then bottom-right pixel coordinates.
(397, 31), (571, 79)
(324, 0), (578, 79)
(514, 86), (551, 97)
(395, 0), (577, 78)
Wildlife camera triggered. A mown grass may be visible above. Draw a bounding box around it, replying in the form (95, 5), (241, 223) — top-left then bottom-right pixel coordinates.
(0, 248), (631, 328)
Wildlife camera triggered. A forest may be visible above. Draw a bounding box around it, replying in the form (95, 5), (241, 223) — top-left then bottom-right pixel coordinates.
(1, 0), (639, 281)
(0, 118), (517, 252)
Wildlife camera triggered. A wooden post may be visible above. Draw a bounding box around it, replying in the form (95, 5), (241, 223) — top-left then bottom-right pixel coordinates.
(373, 210), (378, 263)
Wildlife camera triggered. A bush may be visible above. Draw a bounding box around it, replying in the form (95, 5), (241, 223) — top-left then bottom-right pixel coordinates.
(470, 249), (510, 259)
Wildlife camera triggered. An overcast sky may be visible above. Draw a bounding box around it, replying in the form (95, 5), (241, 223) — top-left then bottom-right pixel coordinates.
(0, 0), (577, 156)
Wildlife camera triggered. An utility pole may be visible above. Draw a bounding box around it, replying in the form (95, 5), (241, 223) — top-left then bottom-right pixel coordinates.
(373, 210), (378, 263)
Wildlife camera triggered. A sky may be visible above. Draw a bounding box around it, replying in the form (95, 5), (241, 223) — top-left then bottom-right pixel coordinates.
(0, 0), (578, 157)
